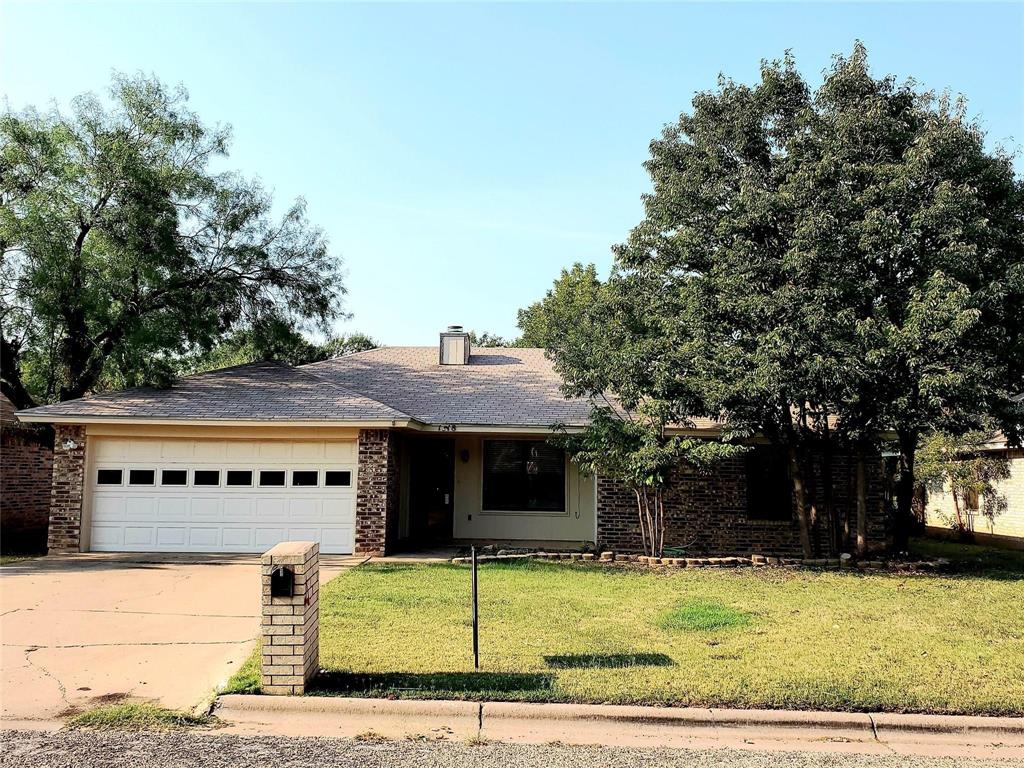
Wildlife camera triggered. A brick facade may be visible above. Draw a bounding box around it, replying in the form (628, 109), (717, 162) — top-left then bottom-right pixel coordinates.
(355, 429), (401, 555)
(1, 425), (54, 553)
(597, 450), (890, 556)
(47, 425), (88, 554)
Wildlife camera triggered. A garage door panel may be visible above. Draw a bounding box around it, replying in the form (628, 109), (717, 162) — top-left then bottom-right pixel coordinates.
(325, 442), (355, 461)
(190, 497), (222, 522)
(126, 527), (159, 546)
(193, 441), (227, 460)
(258, 442), (292, 461)
(124, 497), (156, 521)
(157, 498), (189, 521)
(160, 440), (195, 460)
(91, 525), (125, 547)
(188, 528), (220, 548)
(222, 528), (254, 548)
(92, 497), (126, 522)
(320, 527), (354, 551)
(288, 499), (318, 520)
(88, 438), (357, 554)
(223, 498), (254, 520)
(254, 528), (289, 549)
(256, 498), (287, 520)
(224, 441), (259, 460)
(291, 442), (324, 461)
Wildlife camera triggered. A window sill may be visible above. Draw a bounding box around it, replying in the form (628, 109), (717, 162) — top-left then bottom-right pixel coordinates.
(480, 509), (568, 517)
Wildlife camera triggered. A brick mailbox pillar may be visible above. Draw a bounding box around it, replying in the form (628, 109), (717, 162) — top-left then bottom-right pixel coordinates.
(261, 541), (320, 695)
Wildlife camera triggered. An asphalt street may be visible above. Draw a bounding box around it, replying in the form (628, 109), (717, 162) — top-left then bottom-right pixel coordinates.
(2, 729), (1021, 768)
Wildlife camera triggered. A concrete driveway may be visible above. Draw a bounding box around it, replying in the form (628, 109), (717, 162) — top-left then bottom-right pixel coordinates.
(0, 553), (360, 724)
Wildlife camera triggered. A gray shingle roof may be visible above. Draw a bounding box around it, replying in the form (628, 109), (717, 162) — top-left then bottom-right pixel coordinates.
(17, 361), (409, 422)
(302, 347), (593, 427)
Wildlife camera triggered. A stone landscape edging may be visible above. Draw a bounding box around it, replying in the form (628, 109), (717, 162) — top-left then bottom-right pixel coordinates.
(448, 550), (950, 573)
(214, 694), (1024, 741)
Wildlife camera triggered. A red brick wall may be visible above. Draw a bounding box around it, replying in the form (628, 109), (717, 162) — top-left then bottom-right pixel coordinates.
(47, 425), (87, 553)
(0, 427), (54, 553)
(355, 429), (400, 555)
(596, 450), (890, 556)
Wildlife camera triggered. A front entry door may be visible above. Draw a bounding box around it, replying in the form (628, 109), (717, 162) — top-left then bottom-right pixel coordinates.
(409, 439), (455, 542)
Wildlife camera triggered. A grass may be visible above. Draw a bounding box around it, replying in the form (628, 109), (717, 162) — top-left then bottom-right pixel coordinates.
(657, 599), (752, 631)
(68, 703), (210, 730)
(226, 538), (1024, 716)
(0, 554), (39, 566)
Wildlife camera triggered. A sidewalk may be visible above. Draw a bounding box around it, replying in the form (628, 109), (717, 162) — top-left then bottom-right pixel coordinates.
(214, 695), (1024, 760)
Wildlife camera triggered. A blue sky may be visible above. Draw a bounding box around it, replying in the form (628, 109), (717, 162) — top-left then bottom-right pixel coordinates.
(3, 2), (1022, 345)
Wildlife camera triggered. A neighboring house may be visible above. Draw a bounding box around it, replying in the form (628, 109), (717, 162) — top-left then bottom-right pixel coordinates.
(17, 327), (890, 557)
(1, 393), (54, 552)
(923, 436), (1024, 547)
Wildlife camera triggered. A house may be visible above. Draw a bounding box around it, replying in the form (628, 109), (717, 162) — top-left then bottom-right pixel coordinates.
(923, 434), (1024, 549)
(16, 327), (890, 557)
(1, 393), (54, 552)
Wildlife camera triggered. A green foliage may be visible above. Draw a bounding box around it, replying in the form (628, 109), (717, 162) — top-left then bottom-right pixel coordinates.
(516, 263), (603, 351)
(657, 599), (752, 632)
(68, 703), (210, 730)
(467, 330), (517, 348)
(916, 430), (1011, 531)
(1, 72), (345, 406)
(551, 43), (1024, 556)
(181, 323), (377, 374)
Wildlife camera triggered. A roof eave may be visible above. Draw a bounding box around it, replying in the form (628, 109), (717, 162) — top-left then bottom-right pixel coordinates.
(14, 414), (417, 429)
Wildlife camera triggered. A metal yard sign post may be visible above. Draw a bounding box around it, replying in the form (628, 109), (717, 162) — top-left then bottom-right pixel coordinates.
(471, 545), (480, 669)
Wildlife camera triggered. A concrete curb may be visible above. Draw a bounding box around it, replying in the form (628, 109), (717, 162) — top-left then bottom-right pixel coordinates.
(216, 695), (1024, 747)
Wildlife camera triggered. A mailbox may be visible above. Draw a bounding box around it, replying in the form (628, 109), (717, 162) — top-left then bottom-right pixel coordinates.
(270, 565), (295, 597)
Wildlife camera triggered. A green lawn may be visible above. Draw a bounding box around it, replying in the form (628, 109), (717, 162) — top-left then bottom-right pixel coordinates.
(227, 540), (1024, 715)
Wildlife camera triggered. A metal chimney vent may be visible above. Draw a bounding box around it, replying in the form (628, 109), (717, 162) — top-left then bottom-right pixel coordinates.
(439, 325), (470, 365)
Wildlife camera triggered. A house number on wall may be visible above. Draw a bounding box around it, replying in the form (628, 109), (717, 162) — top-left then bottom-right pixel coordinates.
(437, 424), (458, 432)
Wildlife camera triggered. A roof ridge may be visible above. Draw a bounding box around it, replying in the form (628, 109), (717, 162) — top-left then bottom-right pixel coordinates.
(290, 364), (413, 420)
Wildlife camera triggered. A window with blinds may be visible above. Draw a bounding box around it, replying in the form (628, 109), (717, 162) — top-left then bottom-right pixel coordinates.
(482, 440), (566, 512)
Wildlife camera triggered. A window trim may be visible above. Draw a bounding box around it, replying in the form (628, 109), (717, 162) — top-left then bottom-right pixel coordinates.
(480, 439), (568, 515)
(291, 470), (320, 487)
(192, 469), (221, 487)
(96, 468), (124, 486)
(160, 468), (189, 487)
(324, 470), (353, 488)
(127, 468), (156, 486)
(225, 469), (254, 487)
(258, 469), (287, 488)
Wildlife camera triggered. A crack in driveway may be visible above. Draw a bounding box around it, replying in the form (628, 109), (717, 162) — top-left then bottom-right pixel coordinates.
(22, 647), (70, 709)
(4, 638), (256, 650)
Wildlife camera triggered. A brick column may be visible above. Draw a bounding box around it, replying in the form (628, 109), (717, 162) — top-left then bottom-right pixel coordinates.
(356, 429), (398, 555)
(261, 541), (319, 695)
(47, 425), (87, 553)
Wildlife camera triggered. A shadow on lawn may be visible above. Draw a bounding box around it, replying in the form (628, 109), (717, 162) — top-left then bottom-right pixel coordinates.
(544, 652), (675, 669)
(311, 671), (555, 695)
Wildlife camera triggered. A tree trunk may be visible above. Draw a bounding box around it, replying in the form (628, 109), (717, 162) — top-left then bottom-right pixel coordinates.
(821, 416), (839, 555)
(855, 449), (868, 557)
(788, 445), (814, 559)
(951, 488), (964, 531)
(894, 430), (918, 552)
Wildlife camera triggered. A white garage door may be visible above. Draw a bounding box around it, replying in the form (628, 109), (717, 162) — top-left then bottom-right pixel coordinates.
(87, 437), (357, 554)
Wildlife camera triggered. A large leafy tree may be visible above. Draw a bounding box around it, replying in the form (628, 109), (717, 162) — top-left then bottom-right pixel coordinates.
(544, 264), (744, 557)
(544, 45), (1023, 557)
(1, 73), (345, 407)
(181, 323), (377, 375)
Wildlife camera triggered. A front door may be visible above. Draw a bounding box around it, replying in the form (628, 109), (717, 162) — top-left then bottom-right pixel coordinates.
(409, 439), (455, 542)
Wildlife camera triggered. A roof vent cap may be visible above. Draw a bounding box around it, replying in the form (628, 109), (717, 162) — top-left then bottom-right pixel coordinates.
(440, 325), (470, 365)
